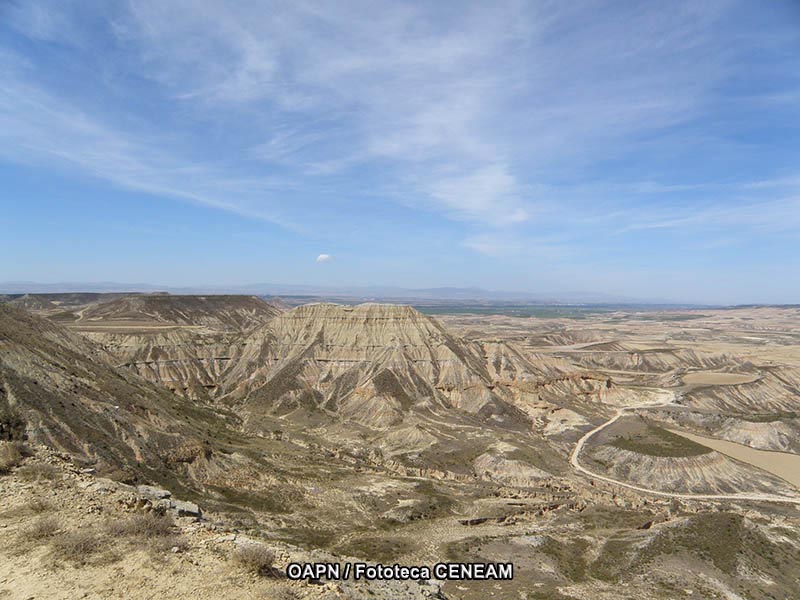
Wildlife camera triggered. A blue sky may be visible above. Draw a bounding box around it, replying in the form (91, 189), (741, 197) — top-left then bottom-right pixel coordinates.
(1, 1), (799, 304)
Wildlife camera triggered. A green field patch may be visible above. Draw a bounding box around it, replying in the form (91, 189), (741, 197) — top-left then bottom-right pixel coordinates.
(610, 425), (711, 457)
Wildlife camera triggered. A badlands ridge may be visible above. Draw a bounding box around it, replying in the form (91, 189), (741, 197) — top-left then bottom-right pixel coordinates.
(1, 293), (800, 599)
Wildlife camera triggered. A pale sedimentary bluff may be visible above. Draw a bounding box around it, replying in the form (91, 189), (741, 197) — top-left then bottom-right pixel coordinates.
(85, 328), (238, 400)
(566, 344), (734, 374)
(221, 303), (523, 429)
(78, 294), (282, 331)
(585, 444), (799, 496)
(215, 303), (574, 482)
(218, 303), (622, 457)
(76, 294), (283, 400)
(0, 305), (237, 485)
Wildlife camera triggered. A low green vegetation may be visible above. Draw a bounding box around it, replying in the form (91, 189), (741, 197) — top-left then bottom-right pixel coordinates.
(577, 506), (654, 530)
(610, 425), (711, 457)
(737, 411), (798, 423)
(0, 406), (26, 441)
(589, 512), (800, 598)
(335, 535), (413, 562)
(632, 313), (708, 321)
(538, 537), (591, 582)
(277, 526), (337, 549)
(589, 538), (634, 581)
(207, 484), (303, 514)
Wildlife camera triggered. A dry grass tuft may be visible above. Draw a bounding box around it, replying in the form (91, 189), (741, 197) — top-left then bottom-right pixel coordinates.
(16, 463), (60, 482)
(106, 512), (175, 538)
(232, 544), (277, 576)
(23, 516), (62, 540)
(0, 496), (55, 521)
(27, 497), (56, 514)
(0, 441), (25, 474)
(50, 529), (106, 565)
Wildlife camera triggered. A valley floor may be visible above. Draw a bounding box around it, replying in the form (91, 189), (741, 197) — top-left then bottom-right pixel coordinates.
(3, 297), (800, 598)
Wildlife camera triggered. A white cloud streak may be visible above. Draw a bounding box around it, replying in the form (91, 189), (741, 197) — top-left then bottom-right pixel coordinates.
(109, 0), (744, 227)
(0, 0), (797, 243)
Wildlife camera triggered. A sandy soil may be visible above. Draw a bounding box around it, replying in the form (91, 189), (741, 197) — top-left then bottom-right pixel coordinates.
(682, 372), (759, 385)
(668, 429), (800, 488)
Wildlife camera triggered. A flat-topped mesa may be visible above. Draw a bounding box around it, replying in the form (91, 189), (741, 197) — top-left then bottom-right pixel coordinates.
(271, 302), (441, 332)
(284, 302), (425, 318)
(264, 302), (451, 351)
(237, 302), (471, 362)
(220, 303), (519, 428)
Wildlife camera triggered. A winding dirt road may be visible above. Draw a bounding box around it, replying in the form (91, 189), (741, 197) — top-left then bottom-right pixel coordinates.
(569, 406), (800, 505)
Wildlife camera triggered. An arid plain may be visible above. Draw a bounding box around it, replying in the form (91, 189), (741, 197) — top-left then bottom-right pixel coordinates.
(1, 294), (799, 599)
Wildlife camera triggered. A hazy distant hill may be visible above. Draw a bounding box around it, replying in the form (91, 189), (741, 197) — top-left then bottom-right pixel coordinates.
(79, 294), (281, 331)
(0, 281), (683, 305)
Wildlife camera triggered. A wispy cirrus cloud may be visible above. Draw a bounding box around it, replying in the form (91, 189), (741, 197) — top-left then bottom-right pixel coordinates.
(617, 194), (800, 234)
(54, 2), (748, 223)
(0, 62), (305, 229)
(1, 0), (799, 258)
(426, 164), (529, 226)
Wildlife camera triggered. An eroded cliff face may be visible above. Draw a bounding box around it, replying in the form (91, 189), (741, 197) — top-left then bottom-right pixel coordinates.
(220, 303), (511, 426)
(585, 444), (798, 497)
(22, 297), (635, 446)
(224, 305), (602, 427)
(682, 366), (800, 413)
(68, 295), (283, 400)
(84, 329), (240, 400)
(13, 299), (609, 476)
(78, 294), (281, 331)
(0, 305), (238, 484)
(566, 344), (735, 374)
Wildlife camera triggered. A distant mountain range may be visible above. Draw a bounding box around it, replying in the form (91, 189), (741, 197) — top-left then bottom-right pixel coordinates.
(0, 281), (692, 306)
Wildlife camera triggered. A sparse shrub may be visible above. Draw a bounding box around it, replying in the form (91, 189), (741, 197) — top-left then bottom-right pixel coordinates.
(16, 463), (60, 482)
(105, 468), (137, 484)
(150, 534), (190, 554)
(0, 406), (26, 441)
(0, 443), (22, 473)
(167, 442), (212, 464)
(336, 535), (413, 562)
(0, 441), (25, 473)
(232, 543), (276, 576)
(106, 512), (174, 538)
(27, 497), (55, 514)
(51, 529), (105, 565)
(23, 516), (61, 540)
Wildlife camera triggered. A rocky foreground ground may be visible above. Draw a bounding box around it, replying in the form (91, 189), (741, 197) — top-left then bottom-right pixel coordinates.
(0, 445), (445, 600)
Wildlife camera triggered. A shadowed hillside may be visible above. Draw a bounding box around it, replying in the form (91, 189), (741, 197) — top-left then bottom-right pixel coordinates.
(78, 294), (281, 331)
(0, 304), (248, 493)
